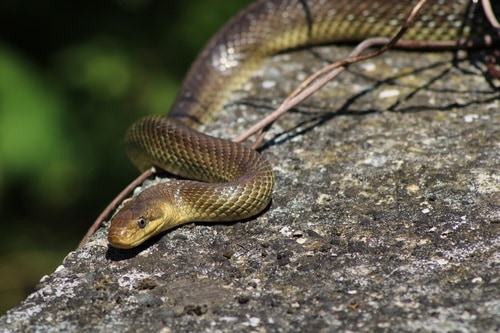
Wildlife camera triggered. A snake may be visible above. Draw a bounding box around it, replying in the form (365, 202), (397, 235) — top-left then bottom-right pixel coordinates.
(107, 0), (499, 249)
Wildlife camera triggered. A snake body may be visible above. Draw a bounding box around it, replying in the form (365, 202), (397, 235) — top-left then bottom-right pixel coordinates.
(108, 116), (274, 248)
(108, 0), (499, 249)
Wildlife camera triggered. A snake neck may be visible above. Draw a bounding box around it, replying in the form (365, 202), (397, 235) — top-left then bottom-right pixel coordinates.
(125, 115), (275, 222)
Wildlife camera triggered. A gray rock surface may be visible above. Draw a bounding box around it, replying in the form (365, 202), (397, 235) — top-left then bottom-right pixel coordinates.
(1, 45), (499, 332)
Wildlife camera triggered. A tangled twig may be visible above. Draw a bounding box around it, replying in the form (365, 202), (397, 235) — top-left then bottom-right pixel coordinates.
(235, 0), (428, 147)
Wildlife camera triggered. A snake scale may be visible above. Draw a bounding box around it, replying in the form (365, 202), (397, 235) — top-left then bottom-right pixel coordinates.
(108, 0), (499, 249)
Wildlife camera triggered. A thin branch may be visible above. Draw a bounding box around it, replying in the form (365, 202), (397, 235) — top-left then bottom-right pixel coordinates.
(482, 0), (500, 29)
(235, 0), (428, 146)
(239, 37), (391, 147)
(486, 49), (500, 78)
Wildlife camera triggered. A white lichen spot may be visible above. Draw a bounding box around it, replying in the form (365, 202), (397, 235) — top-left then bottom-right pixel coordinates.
(262, 80), (276, 89)
(117, 270), (160, 290)
(360, 62), (376, 72)
(242, 82), (253, 91)
(158, 328), (172, 333)
(378, 89), (400, 99)
(279, 226), (293, 236)
(463, 114), (479, 123)
(54, 265), (66, 273)
(426, 226), (437, 232)
(362, 156), (388, 167)
(406, 184), (420, 194)
(316, 193), (332, 204)
(296, 237), (307, 245)
(248, 317), (260, 327)
(435, 258), (449, 266)
(471, 277), (484, 284)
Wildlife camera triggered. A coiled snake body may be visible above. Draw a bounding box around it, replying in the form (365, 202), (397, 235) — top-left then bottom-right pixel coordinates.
(108, 0), (499, 249)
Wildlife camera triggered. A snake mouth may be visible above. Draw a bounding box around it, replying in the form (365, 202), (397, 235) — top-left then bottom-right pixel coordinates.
(108, 229), (150, 249)
(108, 226), (142, 249)
(108, 233), (136, 249)
(108, 217), (167, 249)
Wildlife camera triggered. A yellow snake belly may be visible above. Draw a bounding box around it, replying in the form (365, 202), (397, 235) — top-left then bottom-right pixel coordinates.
(108, 0), (499, 249)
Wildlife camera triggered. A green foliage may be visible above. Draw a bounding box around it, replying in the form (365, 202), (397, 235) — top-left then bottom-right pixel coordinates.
(0, 0), (252, 314)
(58, 40), (134, 99)
(0, 45), (76, 204)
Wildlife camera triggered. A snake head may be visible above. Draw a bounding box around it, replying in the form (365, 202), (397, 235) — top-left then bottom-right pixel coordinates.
(108, 187), (184, 249)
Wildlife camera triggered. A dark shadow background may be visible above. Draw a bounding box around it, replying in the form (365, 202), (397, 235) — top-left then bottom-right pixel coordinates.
(0, 0), (252, 314)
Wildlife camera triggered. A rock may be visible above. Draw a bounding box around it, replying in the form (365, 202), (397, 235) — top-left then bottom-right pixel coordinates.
(0, 44), (498, 332)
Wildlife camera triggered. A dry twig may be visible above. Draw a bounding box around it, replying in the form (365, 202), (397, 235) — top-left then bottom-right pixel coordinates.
(235, 0), (428, 147)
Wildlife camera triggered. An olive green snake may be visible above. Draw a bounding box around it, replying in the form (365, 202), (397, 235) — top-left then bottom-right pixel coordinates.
(107, 0), (499, 249)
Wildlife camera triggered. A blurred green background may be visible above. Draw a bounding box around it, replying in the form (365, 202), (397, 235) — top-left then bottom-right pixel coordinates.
(0, 0), (252, 314)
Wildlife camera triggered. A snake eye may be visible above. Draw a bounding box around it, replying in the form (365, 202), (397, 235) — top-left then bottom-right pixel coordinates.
(137, 217), (147, 229)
